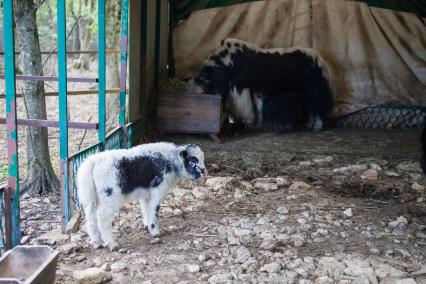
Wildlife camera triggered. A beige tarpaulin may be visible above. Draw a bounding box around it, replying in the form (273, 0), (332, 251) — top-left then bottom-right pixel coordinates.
(173, 0), (426, 116)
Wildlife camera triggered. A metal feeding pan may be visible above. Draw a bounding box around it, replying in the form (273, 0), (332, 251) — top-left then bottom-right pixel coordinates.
(0, 245), (59, 284)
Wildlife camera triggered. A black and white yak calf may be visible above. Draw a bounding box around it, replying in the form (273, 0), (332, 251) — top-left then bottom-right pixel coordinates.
(189, 38), (335, 132)
(77, 142), (206, 251)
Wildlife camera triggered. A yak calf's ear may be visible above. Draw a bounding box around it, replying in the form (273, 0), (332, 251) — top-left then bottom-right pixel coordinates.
(180, 150), (188, 159)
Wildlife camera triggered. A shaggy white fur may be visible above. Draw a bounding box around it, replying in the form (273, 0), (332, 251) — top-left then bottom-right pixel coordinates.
(77, 142), (206, 251)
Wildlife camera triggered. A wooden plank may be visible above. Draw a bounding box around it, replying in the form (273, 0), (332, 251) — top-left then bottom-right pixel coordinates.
(0, 118), (99, 130)
(157, 106), (219, 120)
(158, 117), (220, 133)
(0, 50), (120, 55)
(128, 0), (142, 122)
(159, 94), (221, 109)
(0, 75), (98, 83)
(0, 89), (122, 98)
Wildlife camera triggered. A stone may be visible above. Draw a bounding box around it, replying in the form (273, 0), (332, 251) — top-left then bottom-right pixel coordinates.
(353, 274), (370, 284)
(182, 264), (200, 273)
(210, 163), (220, 171)
(233, 228), (251, 237)
(260, 262), (281, 273)
(379, 278), (417, 284)
(316, 257), (346, 279)
(198, 253), (209, 263)
(385, 171), (400, 177)
(370, 248), (380, 255)
(254, 181), (278, 191)
(374, 264), (407, 280)
(66, 211), (82, 234)
(192, 187), (208, 199)
(59, 243), (80, 255)
(411, 182), (425, 193)
(410, 265), (426, 276)
(150, 238), (161, 244)
(206, 177), (236, 191)
(38, 229), (69, 243)
(101, 263), (111, 272)
(333, 164), (368, 175)
(111, 262), (126, 273)
(21, 236), (30, 244)
(388, 216), (408, 234)
(235, 246), (251, 264)
(256, 216), (270, 225)
(315, 276), (333, 284)
(314, 156), (334, 164)
(73, 268), (106, 284)
(289, 181), (311, 191)
(276, 206), (289, 214)
(361, 169), (378, 181)
(208, 273), (233, 283)
(343, 208), (353, 218)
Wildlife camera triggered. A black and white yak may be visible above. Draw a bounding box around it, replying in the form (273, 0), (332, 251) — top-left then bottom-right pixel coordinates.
(189, 38), (335, 133)
(77, 142), (206, 251)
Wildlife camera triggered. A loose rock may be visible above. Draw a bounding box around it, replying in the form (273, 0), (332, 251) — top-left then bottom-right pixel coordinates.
(73, 268), (106, 284)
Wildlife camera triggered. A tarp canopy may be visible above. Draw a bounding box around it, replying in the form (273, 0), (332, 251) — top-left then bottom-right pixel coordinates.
(172, 0), (426, 116)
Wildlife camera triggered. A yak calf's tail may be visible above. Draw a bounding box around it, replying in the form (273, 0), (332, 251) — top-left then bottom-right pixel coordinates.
(76, 157), (98, 216)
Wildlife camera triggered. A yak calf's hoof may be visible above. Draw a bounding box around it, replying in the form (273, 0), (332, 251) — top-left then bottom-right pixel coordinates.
(104, 240), (119, 251)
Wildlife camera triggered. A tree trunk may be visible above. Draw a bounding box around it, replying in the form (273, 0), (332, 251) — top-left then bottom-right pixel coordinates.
(74, 0), (95, 70)
(14, 0), (60, 194)
(106, 0), (121, 131)
(69, 1), (81, 51)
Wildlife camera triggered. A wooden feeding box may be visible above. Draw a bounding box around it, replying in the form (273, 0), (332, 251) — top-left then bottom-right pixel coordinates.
(157, 92), (223, 143)
(0, 245), (59, 284)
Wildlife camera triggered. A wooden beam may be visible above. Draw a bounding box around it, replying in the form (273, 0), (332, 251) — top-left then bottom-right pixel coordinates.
(0, 75), (98, 83)
(0, 50), (120, 55)
(0, 118), (99, 130)
(0, 88), (122, 98)
(128, 0), (142, 122)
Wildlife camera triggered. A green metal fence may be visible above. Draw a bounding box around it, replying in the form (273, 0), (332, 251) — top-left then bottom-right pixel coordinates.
(67, 119), (143, 220)
(0, 187), (6, 255)
(1, 0), (132, 252)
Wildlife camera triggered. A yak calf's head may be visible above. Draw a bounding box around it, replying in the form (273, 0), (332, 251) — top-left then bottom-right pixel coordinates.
(178, 144), (206, 180)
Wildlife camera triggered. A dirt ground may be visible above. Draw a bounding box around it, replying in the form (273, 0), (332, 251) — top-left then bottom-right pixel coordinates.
(20, 127), (426, 284)
(1, 73), (425, 283)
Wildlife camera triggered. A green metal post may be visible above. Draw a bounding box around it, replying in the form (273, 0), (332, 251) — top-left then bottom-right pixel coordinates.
(57, 0), (70, 227)
(98, 0), (106, 143)
(2, 0), (21, 249)
(119, 0), (129, 126)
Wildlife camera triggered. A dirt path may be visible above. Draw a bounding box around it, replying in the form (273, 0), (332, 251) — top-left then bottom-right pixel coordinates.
(16, 128), (424, 283)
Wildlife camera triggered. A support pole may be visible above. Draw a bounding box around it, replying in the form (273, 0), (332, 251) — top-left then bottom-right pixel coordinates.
(119, 0), (129, 127)
(2, 0), (20, 249)
(57, 0), (70, 230)
(98, 0), (106, 144)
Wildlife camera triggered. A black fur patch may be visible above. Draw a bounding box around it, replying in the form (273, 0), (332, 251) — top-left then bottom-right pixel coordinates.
(194, 41), (333, 130)
(155, 205), (160, 218)
(116, 154), (173, 194)
(184, 156), (201, 179)
(218, 49), (229, 58)
(151, 224), (155, 229)
(104, 187), (113, 196)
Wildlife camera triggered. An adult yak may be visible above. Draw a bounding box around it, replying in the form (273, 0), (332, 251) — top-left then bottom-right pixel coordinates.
(189, 38), (335, 132)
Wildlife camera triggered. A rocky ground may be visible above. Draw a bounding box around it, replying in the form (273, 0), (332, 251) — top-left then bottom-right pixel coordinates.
(15, 129), (426, 284)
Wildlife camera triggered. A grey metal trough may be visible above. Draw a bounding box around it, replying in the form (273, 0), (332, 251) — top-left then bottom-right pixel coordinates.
(0, 245), (59, 284)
